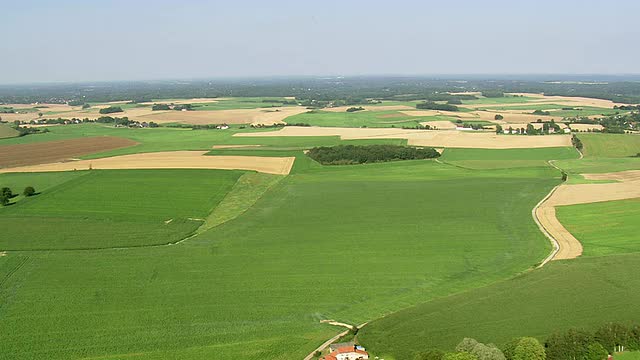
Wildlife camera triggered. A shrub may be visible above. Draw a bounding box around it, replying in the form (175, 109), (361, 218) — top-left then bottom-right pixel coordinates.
(494, 114), (504, 120)
(346, 106), (365, 112)
(415, 349), (445, 360)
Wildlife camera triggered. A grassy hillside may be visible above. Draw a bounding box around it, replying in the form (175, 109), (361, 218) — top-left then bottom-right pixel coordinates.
(0, 159), (559, 359)
(440, 147), (579, 169)
(359, 253), (640, 360)
(0, 169), (241, 250)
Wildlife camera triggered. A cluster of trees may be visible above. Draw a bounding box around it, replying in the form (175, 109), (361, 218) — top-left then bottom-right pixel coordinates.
(151, 103), (195, 111)
(415, 337), (545, 360)
(416, 101), (459, 112)
(497, 120), (562, 135)
(94, 116), (158, 127)
(416, 322), (640, 360)
(98, 106), (123, 114)
(572, 134), (584, 150)
(614, 104), (640, 111)
(346, 106), (365, 112)
(1, 186), (36, 206)
(481, 90), (505, 98)
(307, 145), (440, 165)
(455, 120), (486, 130)
(532, 110), (551, 116)
(284, 122), (311, 127)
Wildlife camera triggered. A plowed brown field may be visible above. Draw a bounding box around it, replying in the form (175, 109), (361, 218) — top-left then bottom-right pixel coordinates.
(0, 137), (138, 168)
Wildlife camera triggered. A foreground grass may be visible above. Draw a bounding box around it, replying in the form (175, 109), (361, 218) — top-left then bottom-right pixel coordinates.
(0, 160), (559, 359)
(359, 253), (640, 360)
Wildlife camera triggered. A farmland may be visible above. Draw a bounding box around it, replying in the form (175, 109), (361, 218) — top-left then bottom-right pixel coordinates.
(0, 123), (19, 139)
(0, 145), (561, 359)
(358, 132), (640, 359)
(0, 89), (639, 360)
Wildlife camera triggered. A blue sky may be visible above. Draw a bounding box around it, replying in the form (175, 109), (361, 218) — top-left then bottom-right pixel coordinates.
(2, 0), (639, 83)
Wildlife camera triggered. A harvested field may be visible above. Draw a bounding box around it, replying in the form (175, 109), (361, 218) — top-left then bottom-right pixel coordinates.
(138, 107), (307, 125)
(377, 113), (407, 119)
(569, 123), (604, 131)
(420, 120), (457, 130)
(0, 151), (295, 175)
(474, 110), (561, 124)
(507, 93), (624, 108)
(0, 136), (138, 168)
(236, 126), (572, 149)
(583, 169), (640, 182)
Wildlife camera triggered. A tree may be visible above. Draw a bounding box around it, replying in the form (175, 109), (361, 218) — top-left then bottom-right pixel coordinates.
(82, 103), (91, 109)
(585, 342), (608, 360)
(456, 338), (480, 353)
(526, 123), (536, 135)
(496, 124), (503, 134)
(494, 114), (504, 120)
(546, 329), (593, 360)
(23, 186), (36, 197)
(415, 349), (445, 360)
(1, 187), (12, 199)
(512, 337), (545, 360)
(38, 112), (43, 117)
(595, 323), (631, 353)
(444, 352), (478, 360)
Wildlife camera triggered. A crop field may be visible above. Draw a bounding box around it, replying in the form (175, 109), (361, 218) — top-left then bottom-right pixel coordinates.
(439, 147), (579, 169)
(0, 123), (19, 139)
(0, 136), (139, 167)
(0, 152), (561, 359)
(578, 133), (640, 158)
(1, 99), (638, 360)
(556, 198), (640, 256)
(0, 169), (241, 250)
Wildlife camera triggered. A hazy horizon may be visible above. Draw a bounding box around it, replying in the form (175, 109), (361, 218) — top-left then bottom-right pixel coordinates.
(3, 0), (640, 84)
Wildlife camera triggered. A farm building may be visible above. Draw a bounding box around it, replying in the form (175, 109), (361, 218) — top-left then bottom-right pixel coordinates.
(321, 345), (369, 360)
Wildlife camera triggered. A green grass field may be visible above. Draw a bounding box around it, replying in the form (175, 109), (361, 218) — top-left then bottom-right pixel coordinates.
(578, 133), (640, 158)
(617, 352), (640, 359)
(0, 156), (560, 359)
(556, 198), (640, 256)
(0, 169), (241, 250)
(440, 147), (579, 169)
(283, 110), (428, 128)
(0, 123), (19, 139)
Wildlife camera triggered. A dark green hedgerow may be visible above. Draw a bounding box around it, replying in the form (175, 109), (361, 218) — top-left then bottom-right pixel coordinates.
(307, 144), (440, 165)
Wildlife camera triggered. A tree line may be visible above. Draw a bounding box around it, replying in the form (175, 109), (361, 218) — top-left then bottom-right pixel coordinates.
(307, 145), (441, 165)
(415, 321), (640, 360)
(416, 101), (459, 112)
(98, 106), (124, 114)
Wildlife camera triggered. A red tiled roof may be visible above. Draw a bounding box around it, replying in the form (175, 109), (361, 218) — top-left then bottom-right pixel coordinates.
(335, 347), (368, 355)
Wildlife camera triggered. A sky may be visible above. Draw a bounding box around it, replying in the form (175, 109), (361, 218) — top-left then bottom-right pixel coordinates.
(2, 0), (640, 84)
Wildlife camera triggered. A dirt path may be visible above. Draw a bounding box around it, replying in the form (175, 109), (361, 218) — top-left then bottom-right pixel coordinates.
(535, 153), (640, 264)
(302, 321), (367, 360)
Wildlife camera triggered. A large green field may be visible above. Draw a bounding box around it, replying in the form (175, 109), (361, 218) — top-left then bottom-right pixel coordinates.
(0, 169), (241, 250)
(282, 109), (445, 128)
(0, 153), (561, 359)
(578, 133), (640, 158)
